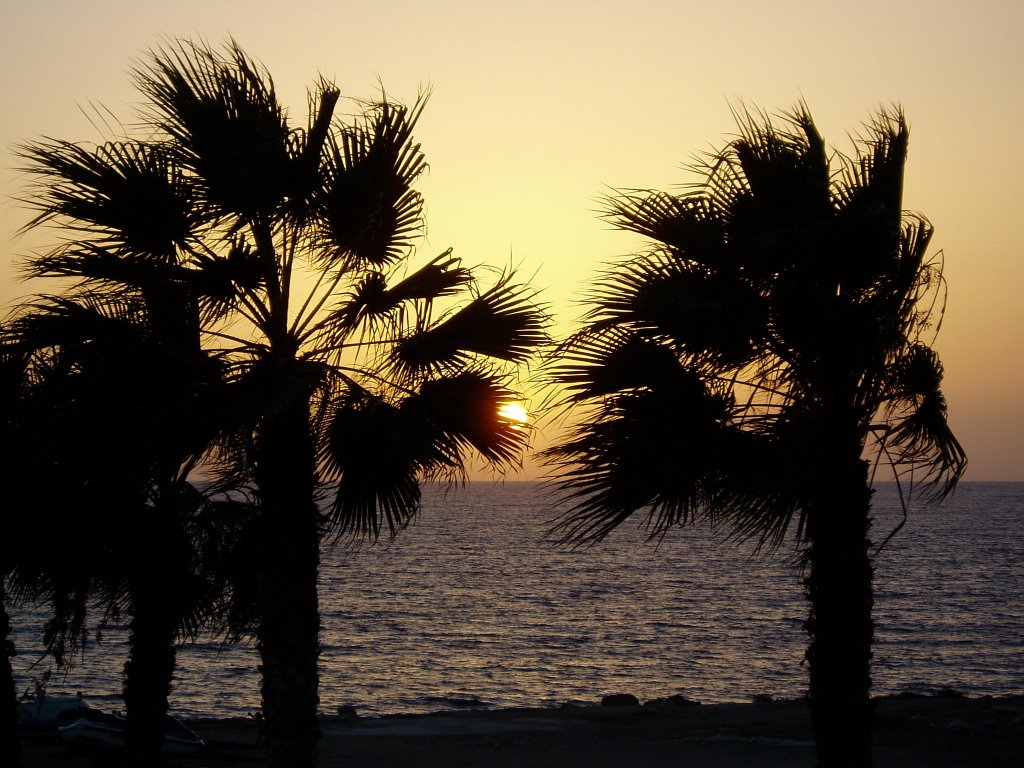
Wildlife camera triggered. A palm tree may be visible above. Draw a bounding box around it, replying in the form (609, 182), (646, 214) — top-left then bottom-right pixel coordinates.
(2, 319), (108, 768)
(1, 322), (113, 768)
(0, 333), (31, 768)
(543, 105), (965, 768)
(16, 38), (547, 767)
(0, 583), (19, 768)
(9, 96), (255, 765)
(4, 287), (242, 767)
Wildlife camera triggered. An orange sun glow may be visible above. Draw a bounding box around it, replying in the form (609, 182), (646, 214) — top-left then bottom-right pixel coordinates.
(497, 402), (529, 426)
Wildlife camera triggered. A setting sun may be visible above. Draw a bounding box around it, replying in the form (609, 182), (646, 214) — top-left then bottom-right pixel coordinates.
(497, 401), (529, 425)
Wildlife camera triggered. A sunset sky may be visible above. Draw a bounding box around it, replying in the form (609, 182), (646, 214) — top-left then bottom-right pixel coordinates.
(2, 1), (1021, 480)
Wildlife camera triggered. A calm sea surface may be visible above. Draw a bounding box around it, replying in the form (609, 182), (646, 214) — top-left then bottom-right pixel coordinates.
(10, 481), (1023, 718)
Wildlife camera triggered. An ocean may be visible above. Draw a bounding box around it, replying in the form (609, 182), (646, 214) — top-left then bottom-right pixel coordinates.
(9, 481), (1023, 719)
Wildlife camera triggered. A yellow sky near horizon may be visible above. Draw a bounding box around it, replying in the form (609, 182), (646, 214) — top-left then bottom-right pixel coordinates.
(2, 1), (1022, 481)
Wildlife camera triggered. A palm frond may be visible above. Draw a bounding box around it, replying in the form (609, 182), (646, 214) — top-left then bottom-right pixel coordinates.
(134, 38), (292, 222)
(18, 139), (197, 259)
(551, 327), (693, 401)
(584, 251), (766, 369)
(284, 79), (341, 223)
(730, 104), (832, 228)
(393, 274), (548, 374)
(315, 95), (428, 267)
(544, 377), (740, 546)
(890, 219), (940, 341)
(879, 344), (967, 497)
(9, 293), (147, 352)
(603, 190), (727, 264)
(39, 584), (91, 666)
(830, 112), (910, 293)
(382, 248), (474, 304)
(317, 388), (433, 539)
(407, 369), (530, 466)
(324, 249), (472, 337)
(837, 107), (908, 218)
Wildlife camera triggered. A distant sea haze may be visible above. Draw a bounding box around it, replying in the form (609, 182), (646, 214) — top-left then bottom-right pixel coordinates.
(11, 482), (1024, 718)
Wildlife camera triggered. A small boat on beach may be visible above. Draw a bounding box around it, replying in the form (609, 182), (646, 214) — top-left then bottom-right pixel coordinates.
(16, 692), (91, 733)
(58, 710), (206, 754)
(17, 691), (205, 753)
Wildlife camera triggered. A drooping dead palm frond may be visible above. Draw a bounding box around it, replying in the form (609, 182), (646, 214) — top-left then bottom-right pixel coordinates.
(875, 343), (966, 498)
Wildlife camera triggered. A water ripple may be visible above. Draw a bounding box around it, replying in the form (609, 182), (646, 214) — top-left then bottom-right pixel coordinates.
(10, 481), (1024, 717)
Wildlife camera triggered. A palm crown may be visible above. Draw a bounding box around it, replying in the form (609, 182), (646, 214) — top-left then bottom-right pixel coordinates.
(546, 105), (964, 547)
(18, 40), (547, 534)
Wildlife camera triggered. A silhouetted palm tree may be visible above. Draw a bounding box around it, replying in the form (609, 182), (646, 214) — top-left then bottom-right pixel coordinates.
(9, 89), (255, 765)
(544, 105), (965, 768)
(16, 39), (547, 768)
(2, 323), (112, 768)
(0, 585), (18, 768)
(0, 333), (30, 768)
(3, 317), (117, 767)
(4, 288), (239, 767)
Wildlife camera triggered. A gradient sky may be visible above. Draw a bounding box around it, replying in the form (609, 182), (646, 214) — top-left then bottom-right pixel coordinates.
(2, 1), (1021, 480)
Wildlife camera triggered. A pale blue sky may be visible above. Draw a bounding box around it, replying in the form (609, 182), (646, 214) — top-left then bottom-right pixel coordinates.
(3, 1), (1022, 479)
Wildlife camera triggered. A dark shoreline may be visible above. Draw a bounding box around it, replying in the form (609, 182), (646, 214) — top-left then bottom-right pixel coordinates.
(20, 693), (1024, 767)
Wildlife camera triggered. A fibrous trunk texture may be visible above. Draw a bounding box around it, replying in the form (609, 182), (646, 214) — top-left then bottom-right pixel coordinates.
(1, 586), (22, 768)
(123, 579), (178, 767)
(805, 437), (875, 768)
(254, 396), (322, 768)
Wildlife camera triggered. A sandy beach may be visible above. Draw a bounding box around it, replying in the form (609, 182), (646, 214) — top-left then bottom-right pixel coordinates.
(17, 693), (1024, 767)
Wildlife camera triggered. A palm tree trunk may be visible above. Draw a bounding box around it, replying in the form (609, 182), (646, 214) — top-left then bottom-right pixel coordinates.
(1, 584), (23, 768)
(804, 436), (875, 768)
(254, 394), (322, 768)
(123, 582), (178, 767)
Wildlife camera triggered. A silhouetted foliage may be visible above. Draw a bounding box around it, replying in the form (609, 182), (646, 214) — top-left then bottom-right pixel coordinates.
(0, 334), (30, 768)
(545, 104), (965, 768)
(2, 276), (244, 767)
(12, 38), (546, 768)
